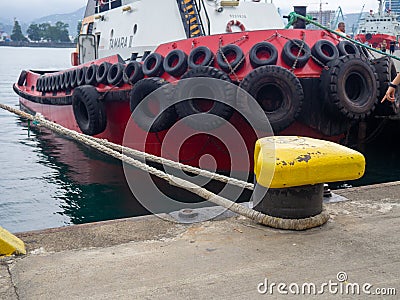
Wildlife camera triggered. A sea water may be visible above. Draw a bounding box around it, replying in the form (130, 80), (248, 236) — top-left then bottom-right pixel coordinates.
(0, 47), (146, 233)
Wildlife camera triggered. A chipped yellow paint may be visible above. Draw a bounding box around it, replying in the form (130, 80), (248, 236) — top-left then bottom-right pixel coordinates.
(0, 226), (26, 256)
(255, 136), (365, 188)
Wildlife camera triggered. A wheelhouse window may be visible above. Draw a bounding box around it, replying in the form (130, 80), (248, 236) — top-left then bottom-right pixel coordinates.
(95, 0), (122, 13)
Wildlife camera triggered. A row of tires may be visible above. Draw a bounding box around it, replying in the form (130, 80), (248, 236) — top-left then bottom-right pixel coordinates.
(37, 38), (364, 93)
(36, 61), (138, 93)
(72, 53), (389, 137)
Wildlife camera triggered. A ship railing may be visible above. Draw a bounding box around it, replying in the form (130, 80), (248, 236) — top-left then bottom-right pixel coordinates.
(197, 0), (211, 36)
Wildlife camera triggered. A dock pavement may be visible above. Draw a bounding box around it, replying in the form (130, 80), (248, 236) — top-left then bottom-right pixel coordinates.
(1, 182), (399, 299)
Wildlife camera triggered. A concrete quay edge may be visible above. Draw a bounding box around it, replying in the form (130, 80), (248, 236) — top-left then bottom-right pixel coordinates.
(0, 181), (399, 299)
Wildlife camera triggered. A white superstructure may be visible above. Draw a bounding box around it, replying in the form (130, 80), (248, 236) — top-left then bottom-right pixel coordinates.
(78, 0), (284, 63)
(357, 0), (400, 37)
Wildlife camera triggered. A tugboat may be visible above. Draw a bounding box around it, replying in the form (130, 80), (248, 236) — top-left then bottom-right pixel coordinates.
(13, 0), (398, 176)
(355, 0), (400, 48)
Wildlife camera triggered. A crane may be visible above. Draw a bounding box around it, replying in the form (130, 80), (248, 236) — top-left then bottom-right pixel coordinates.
(330, 6), (345, 30)
(318, 1), (329, 24)
(352, 4), (365, 36)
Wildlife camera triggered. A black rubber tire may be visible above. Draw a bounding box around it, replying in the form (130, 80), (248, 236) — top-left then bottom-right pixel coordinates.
(249, 42), (278, 68)
(320, 54), (378, 120)
(41, 77), (47, 92)
(60, 73), (67, 90)
(64, 71), (72, 90)
(17, 70), (27, 86)
(47, 76), (52, 92)
(72, 85), (107, 136)
(45, 76), (53, 92)
(50, 75), (57, 92)
(96, 62), (111, 85)
(42, 77), (49, 92)
(281, 39), (311, 68)
(59, 73), (66, 90)
(35, 77), (42, 92)
(311, 39), (339, 64)
(239, 65), (304, 132)
(163, 49), (188, 77)
(55, 74), (63, 91)
(142, 53), (164, 77)
(40, 77), (46, 92)
(174, 66), (235, 130)
(70, 69), (78, 89)
(77, 67), (88, 86)
(130, 77), (177, 132)
(188, 46), (214, 69)
(107, 63), (125, 86)
(336, 40), (360, 56)
(85, 64), (98, 86)
(371, 56), (399, 116)
(123, 61), (144, 85)
(216, 44), (245, 73)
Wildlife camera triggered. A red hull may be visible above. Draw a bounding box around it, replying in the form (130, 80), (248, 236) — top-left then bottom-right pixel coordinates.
(16, 29), (360, 175)
(354, 33), (396, 48)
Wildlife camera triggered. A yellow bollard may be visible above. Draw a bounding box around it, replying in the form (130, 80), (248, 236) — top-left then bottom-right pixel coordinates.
(0, 226), (26, 256)
(253, 136), (366, 219)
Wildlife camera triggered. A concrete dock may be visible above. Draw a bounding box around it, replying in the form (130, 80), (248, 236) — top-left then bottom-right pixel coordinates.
(1, 182), (399, 299)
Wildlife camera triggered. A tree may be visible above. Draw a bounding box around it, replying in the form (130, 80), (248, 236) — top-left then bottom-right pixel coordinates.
(74, 21), (82, 42)
(11, 19), (27, 42)
(35, 21), (71, 42)
(77, 21), (82, 35)
(27, 23), (41, 41)
(55, 21), (70, 42)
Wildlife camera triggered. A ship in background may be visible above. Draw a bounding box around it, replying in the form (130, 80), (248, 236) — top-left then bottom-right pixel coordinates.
(355, 0), (400, 47)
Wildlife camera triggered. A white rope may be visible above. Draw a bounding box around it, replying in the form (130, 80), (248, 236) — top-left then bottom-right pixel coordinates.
(0, 103), (329, 230)
(85, 135), (255, 191)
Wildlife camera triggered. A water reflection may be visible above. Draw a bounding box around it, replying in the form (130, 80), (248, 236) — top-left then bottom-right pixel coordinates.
(331, 118), (400, 189)
(25, 124), (149, 225)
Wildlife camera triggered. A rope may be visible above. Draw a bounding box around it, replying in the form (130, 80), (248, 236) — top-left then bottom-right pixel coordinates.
(85, 135), (255, 190)
(0, 103), (329, 230)
(291, 35), (306, 71)
(217, 35), (248, 81)
(263, 32), (329, 70)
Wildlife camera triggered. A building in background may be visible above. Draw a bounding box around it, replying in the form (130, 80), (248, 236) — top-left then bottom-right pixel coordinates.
(0, 31), (10, 42)
(385, 0), (400, 17)
(307, 10), (336, 29)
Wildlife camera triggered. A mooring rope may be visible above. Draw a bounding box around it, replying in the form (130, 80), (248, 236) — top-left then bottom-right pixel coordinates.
(0, 103), (329, 230)
(84, 135), (255, 191)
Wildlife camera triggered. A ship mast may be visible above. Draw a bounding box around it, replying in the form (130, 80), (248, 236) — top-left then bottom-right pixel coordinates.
(378, 0), (383, 16)
(377, 0), (391, 15)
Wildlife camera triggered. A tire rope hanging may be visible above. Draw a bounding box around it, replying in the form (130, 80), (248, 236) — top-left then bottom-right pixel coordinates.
(264, 32), (329, 70)
(0, 103), (329, 230)
(217, 35), (248, 81)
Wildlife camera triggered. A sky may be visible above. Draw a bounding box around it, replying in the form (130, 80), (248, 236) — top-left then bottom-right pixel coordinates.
(0, 0), (88, 21)
(0, 0), (385, 22)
